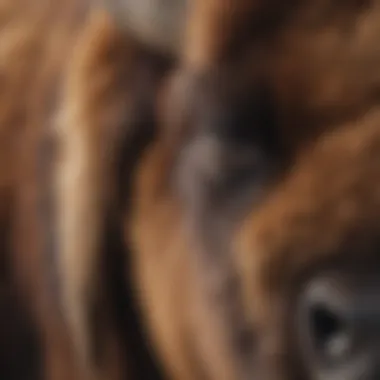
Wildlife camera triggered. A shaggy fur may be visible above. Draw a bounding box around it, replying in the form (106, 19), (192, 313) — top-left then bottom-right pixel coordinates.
(4, 1), (380, 380)
(0, 0), (175, 379)
(130, 1), (380, 380)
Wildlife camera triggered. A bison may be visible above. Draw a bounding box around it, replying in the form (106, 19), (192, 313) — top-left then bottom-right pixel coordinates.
(3, 1), (380, 380)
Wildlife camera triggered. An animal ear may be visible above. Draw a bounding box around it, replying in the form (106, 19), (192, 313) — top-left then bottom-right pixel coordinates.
(44, 11), (167, 380)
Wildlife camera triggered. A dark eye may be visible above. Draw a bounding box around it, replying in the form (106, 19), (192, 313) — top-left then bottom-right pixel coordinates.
(297, 273), (356, 372)
(309, 303), (351, 362)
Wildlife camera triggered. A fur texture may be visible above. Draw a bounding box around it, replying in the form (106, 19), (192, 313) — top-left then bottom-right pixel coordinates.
(130, 1), (380, 380)
(4, 1), (380, 380)
(0, 0), (174, 379)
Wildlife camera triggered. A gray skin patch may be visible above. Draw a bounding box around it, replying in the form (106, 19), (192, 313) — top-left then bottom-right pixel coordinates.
(98, 0), (188, 55)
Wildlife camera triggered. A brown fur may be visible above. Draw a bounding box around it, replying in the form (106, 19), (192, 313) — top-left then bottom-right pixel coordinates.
(4, 1), (380, 380)
(0, 1), (90, 379)
(129, 1), (380, 380)
(0, 0), (174, 379)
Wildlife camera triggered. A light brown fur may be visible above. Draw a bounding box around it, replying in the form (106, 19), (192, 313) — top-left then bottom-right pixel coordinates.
(0, 1), (91, 378)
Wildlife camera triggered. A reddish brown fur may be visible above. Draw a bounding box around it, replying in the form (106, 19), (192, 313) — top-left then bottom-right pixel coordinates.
(0, 1), (92, 379)
(4, 1), (380, 380)
(130, 1), (380, 380)
(0, 0), (171, 379)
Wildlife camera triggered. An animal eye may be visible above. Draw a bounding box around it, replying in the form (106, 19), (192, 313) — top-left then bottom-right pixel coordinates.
(297, 273), (357, 373)
(309, 303), (351, 362)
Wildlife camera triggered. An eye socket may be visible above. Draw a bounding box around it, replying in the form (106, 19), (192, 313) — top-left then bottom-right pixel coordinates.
(297, 275), (355, 368)
(297, 269), (380, 379)
(309, 303), (351, 362)
(311, 304), (342, 347)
